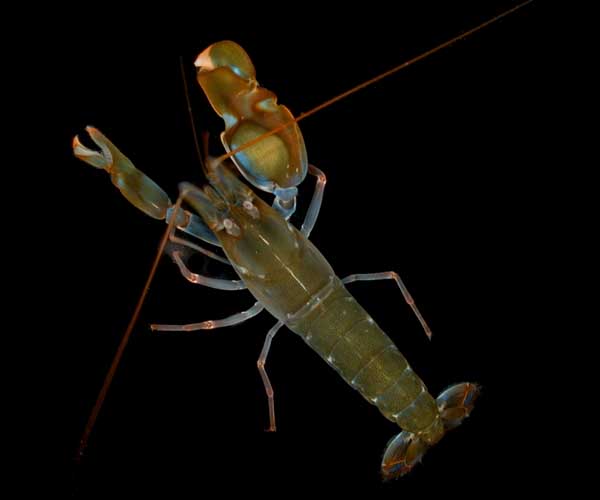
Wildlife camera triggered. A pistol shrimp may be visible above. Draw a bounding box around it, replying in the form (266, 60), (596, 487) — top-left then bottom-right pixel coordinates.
(72, 1), (534, 484)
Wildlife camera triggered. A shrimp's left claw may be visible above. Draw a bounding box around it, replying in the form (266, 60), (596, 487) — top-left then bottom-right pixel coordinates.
(73, 126), (172, 220)
(73, 132), (112, 169)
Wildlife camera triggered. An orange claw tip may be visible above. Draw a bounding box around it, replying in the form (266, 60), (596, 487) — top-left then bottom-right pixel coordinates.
(72, 135), (91, 159)
(194, 48), (213, 69)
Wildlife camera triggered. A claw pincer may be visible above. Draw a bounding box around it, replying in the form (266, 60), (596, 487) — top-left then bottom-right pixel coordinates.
(74, 126), (171, 220)
(195, 41), (307, 216)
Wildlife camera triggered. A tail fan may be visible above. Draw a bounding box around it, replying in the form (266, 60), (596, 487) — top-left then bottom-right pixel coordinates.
(381, 382), (480, 480)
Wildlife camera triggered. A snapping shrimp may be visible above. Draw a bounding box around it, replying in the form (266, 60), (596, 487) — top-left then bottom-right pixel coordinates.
(73, 1), (531, 479)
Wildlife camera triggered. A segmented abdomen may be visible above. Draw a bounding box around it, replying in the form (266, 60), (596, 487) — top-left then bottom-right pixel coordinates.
(287, 279), (439, 433)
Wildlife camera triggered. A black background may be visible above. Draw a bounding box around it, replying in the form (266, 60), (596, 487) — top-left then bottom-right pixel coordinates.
(32, 1), (543, 496)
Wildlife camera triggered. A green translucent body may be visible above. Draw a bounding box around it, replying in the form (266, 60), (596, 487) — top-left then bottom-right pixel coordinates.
(289, 280), (440, 434)
(187, 165), (442, 438)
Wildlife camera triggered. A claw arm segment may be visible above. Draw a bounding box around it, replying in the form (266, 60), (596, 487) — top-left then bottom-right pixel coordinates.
(73, 126), (172, 220)
(73, 126), (223, 247)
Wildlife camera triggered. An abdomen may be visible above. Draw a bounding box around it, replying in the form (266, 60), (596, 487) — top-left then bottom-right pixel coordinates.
(287, 279), (439, 434)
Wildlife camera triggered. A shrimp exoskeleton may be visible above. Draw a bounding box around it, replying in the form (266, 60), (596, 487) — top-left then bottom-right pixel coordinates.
(73, 1), (533, 481)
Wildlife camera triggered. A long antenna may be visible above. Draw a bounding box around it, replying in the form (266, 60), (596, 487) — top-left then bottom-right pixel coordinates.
(180, 55), (206, 172)
(75, 0), (533, 461)
(215, 0), (533, 166)
(76, 198), (185, 460)
(77, 58), (215, 460)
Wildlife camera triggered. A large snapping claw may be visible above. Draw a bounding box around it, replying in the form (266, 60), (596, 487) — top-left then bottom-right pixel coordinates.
(73, 126), (171, 220)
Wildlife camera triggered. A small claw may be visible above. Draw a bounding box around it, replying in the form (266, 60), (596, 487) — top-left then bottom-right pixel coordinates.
(72, 126), (172, 220)
(72, 132), (112, 170)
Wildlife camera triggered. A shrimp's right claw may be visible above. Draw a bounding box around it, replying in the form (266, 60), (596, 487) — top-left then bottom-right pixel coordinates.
(72, 126), (172, 220)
